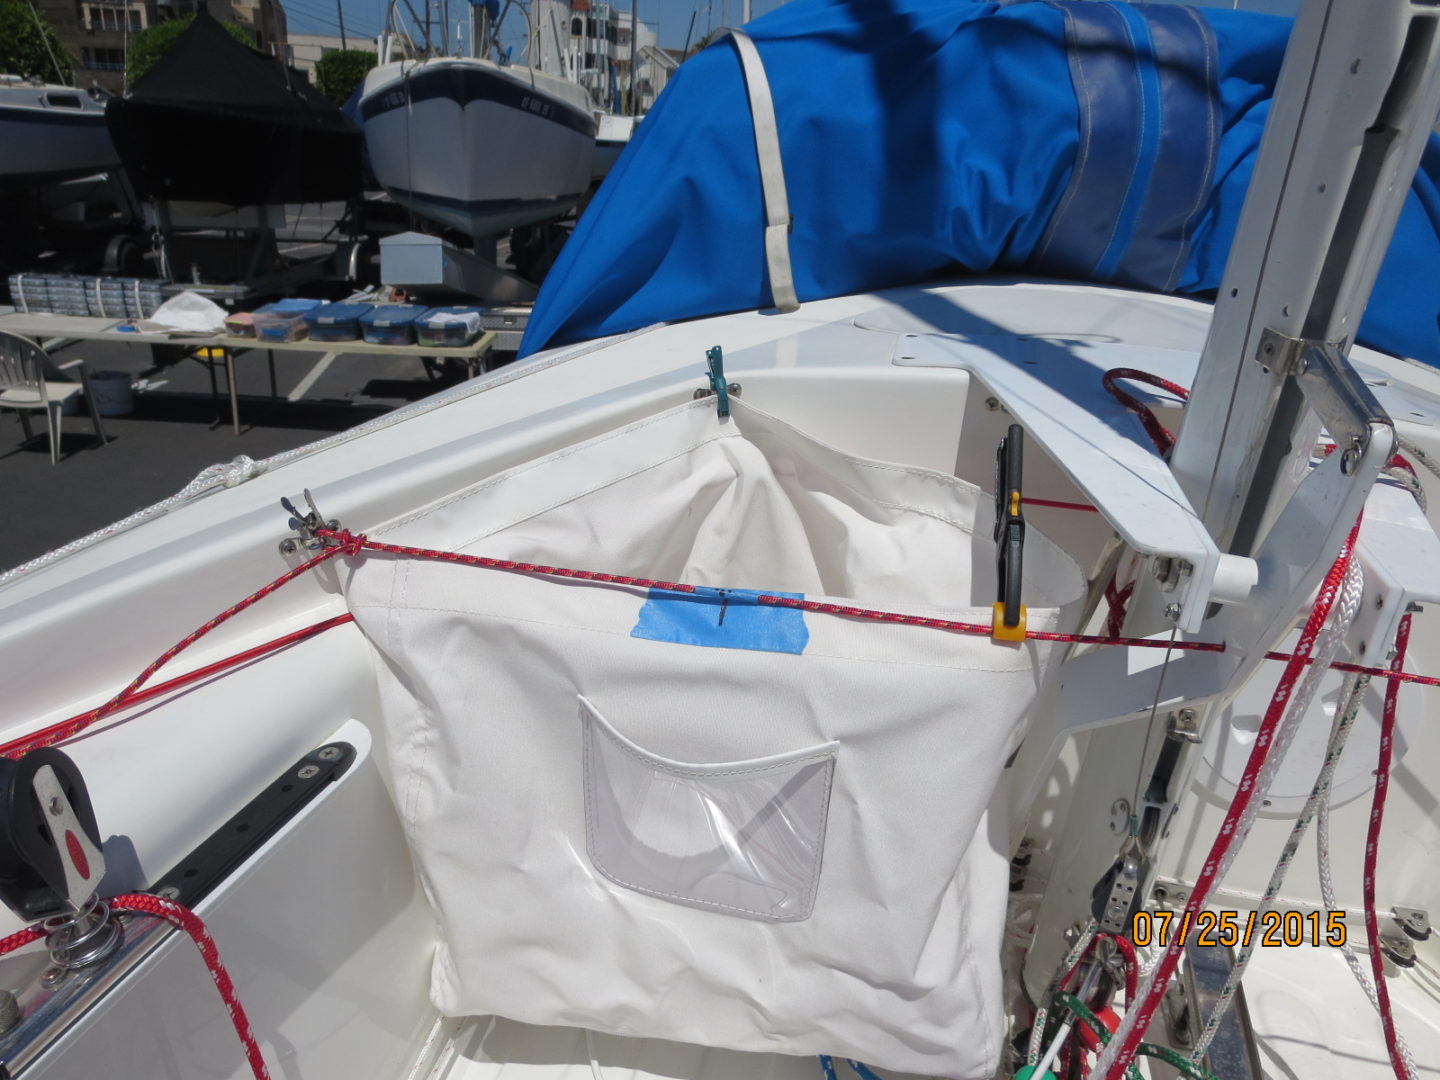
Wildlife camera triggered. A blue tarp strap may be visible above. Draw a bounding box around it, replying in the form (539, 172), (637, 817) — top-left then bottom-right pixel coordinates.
(1034, 1), (1220, 291)
(728, 28), (800, 312)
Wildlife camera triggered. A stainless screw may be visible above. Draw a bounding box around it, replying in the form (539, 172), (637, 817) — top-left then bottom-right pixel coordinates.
(1341, 447), (1361, 475)
(317, 747), (342, 762)
(155, 886), (180, 900)
(985, 396), (1001, 412)
(297, 764), (321, 780)
(39, 967), (65, 990)
(1164, 602), (1182, 621)
(47, 797), (62, 816)
(278, 538), (300, 556)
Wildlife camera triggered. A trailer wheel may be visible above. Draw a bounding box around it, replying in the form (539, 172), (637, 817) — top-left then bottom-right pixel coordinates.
(102, 234), (144, 277)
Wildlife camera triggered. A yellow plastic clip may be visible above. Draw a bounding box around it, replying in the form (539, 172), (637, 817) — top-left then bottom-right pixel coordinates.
(991, 601), (1028, 643)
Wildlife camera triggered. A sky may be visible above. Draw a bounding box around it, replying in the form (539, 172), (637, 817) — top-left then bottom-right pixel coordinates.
(280, 0), (791, 54)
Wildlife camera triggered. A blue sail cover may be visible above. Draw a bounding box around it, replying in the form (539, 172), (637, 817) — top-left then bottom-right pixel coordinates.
(520, 0), (1440, 367)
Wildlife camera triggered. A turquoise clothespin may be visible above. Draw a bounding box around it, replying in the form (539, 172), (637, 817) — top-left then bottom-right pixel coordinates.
(705, 345), (731, 418)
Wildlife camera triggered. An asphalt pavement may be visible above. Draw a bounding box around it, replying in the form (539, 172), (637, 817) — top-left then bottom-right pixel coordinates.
(1, 333), (505, 573)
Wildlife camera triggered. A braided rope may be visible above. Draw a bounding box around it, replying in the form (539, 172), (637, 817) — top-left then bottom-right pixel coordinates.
(1094, 518), (1361, 1080)
(1397, 436), (1440, 482)
(1188, 561), (1364, 1059)
(1101, 368), (1191, 457)
(1316, 675), (1419, 1076)
(0, 545), (345, 759)
(1363, 615), (1416, 1080)
(0, 896), (269, 1079)
(114, 895), (272, 1079)
(1027, 919), (1097, 1066)
(0, 324), (662, 589)
(0, 456), (266, 588)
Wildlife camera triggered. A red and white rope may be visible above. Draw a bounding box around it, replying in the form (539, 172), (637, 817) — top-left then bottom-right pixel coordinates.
(1314, 668), (1418, 1079)
(1189, 560), (1364, 1059)
(0, 546), (347, 760)
(1101, 368), (1191, 457)
(1363, 614), (1416, 1080)
(0, 894), (270, 1080)
(1092, 518), (1361, 1080)
(9, 523), (1439, 763)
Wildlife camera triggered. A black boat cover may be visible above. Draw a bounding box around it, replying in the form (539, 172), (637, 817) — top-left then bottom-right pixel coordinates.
(106, 9), (361, 205)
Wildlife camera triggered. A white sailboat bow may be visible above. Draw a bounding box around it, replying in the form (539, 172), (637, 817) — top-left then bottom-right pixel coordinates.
(2, 2), (1440, 1080)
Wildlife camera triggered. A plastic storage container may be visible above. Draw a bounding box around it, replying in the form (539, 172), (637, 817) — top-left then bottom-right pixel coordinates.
(242, 299), (324, 342)
(252, 312), (311, 343)
(224, 312), (256, 337)
(257, 298), (325, 317)
(359, 304), (426, 346)
(304, 302), (374, 343)
(415, 306), (484, 348)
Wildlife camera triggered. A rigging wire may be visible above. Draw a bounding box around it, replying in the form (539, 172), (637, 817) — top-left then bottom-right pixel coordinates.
(1091, 518), (1362, 1080)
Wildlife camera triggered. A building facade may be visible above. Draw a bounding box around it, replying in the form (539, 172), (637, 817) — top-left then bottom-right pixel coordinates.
(528, 0), (674, 114)
(287, 32), (378, 81)
(37, 0), (287, 92)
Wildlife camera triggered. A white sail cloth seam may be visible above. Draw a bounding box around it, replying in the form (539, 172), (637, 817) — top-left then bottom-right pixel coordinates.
(727, 29), (799, 313)
(386, 399), (1001, 551)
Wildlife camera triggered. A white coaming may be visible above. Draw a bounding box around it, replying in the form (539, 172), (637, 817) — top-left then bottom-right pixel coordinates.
(13, 719), (439, 1080)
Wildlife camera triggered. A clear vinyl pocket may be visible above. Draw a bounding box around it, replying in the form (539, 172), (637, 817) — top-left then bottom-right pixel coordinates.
(580, 696), (838, 922)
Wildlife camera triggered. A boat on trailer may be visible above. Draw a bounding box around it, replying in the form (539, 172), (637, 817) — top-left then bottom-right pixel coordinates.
(359, 1), (597, 242)
(0, 76), (116, 188)
(0, 1), (1439, 1079)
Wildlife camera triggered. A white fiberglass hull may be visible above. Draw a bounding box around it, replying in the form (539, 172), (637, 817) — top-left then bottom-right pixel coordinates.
(0, 82), (117, 185)
(359, 57), (597, 239)
(591, 113), (637, 181)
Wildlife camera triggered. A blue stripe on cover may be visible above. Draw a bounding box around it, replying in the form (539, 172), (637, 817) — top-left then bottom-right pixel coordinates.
(632, 587), (809, 654)
(519, 0), (1440, 369)
(1032, 2), (1143, 282)
(1036, 2), (1219, 289)
(1117, 4), (1220, 290)
(1093, 2), (1163, 282)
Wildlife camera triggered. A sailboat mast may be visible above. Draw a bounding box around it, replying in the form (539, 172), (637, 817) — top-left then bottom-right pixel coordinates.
(629, 0), (637, 114)
(1170, 0), (1440, 562)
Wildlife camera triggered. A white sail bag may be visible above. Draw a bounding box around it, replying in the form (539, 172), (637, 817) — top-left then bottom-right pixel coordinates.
(343, 397), (1085, 1078)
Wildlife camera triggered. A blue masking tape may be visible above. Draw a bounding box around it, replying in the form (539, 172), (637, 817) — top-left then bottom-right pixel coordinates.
(631, 587), (809, 654)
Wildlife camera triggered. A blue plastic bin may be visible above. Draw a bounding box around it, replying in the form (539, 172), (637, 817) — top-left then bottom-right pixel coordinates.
(305, 302), (374, 343)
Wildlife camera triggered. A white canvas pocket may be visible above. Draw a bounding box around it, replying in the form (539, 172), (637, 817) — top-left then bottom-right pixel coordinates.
(347, 397), (1088, 1077)
(581, 696), (837, 922)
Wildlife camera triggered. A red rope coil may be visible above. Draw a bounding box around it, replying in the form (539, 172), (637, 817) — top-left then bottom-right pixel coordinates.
(1101, 368), (1191, 457)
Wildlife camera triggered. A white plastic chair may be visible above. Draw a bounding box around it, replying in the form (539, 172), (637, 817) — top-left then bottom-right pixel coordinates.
(0, 330), (109, 465)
